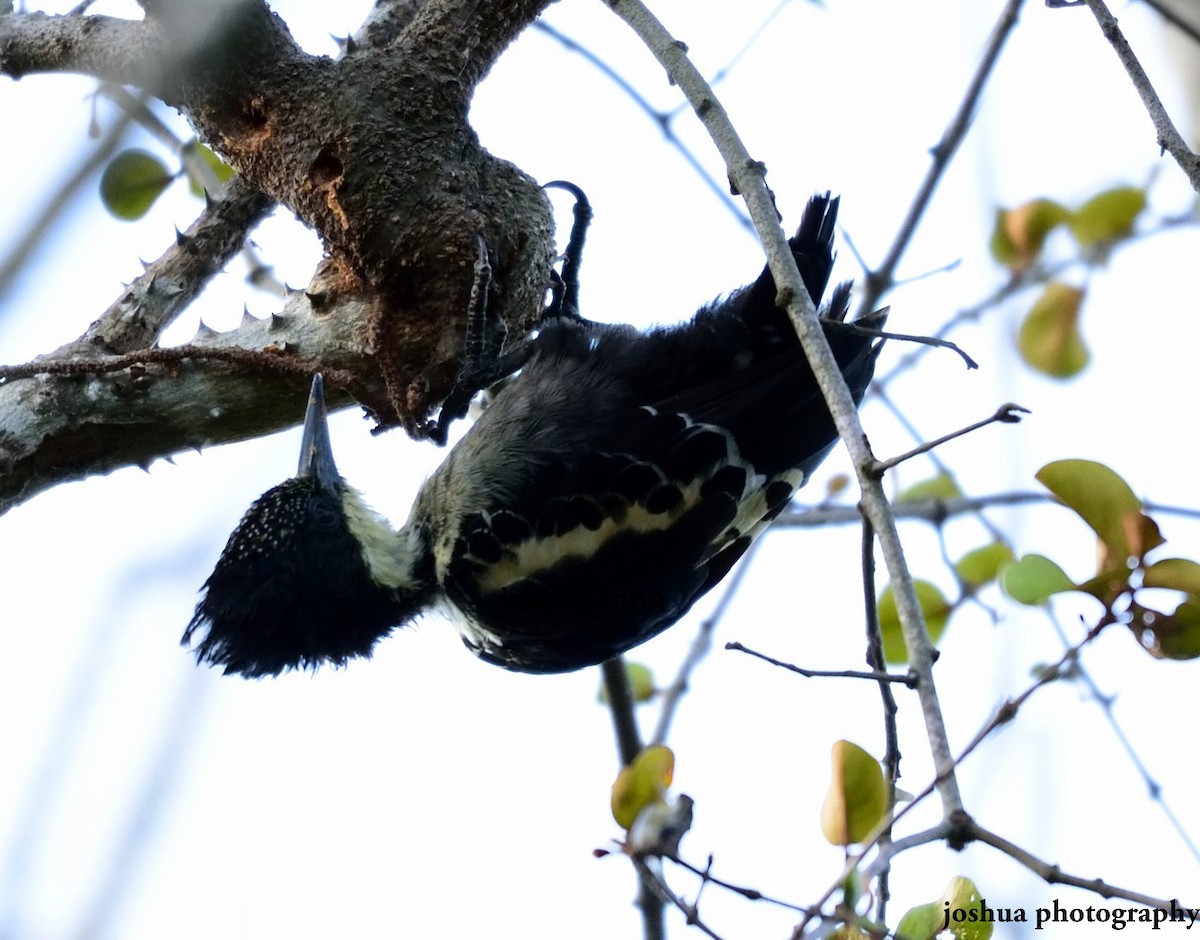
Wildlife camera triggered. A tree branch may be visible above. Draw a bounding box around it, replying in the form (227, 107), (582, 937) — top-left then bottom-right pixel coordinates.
(0, 13), (168, 88)
(0, 290), (379, 514)
(78, 178), (275, 355)
(970, 822), (1189, 910)
(599, 659), (666, 940)
(1, 0), (562, 509)
(604, 0), (966, 820)
(1078, 0), (1200, 193)
(858, 0), (1026, 316)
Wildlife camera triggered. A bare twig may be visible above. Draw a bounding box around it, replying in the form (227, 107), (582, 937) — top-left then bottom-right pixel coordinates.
(835, 320), (979, 371)
(651, 540), (762, 746)
(776, 492), (1033, 528)
(873, 403), (1030, 474)
(532, 20), (750, 232)
(605, 0), (969, 821)
(724, 642), (916, 686)
(1077, 0), (1200, 193)
(599, 658), (665, 940)
(969, 822), (1189, 910)
(800, 614), (1115, 936)
(633, 858), (727, 940)
(857, 0), (1027, 316)
(0, 109), (135, 313)
(668, 854), (813, 915)
(601, 657), (645, 766)
(1040, 609), (1200, 863)
(1140, 0), (1200, 45)
(861, 515), (899, 924)
(776, 493), (1200, 528)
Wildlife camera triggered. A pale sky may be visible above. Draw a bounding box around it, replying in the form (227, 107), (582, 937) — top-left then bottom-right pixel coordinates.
(2, 2), (1199, 938)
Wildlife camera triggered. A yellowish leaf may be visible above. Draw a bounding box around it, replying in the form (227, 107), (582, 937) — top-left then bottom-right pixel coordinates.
(1018, 282), (1088, 378)
(611, 745), (674, 830)
(878, 580), (951, 664)
(820, 740), (888, 846)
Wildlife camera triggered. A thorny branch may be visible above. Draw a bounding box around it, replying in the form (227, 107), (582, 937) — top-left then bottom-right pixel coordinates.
(0, 0), (559, 512)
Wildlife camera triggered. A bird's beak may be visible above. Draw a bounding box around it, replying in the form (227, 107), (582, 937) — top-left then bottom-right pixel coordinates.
(297, 374), (340, 492)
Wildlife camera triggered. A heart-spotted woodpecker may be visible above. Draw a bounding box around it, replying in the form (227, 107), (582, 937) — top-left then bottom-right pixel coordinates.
(183, 189), (886, 676)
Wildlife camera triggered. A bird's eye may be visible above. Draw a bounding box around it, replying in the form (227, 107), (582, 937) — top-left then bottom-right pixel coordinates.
(309, 501), (340, 530)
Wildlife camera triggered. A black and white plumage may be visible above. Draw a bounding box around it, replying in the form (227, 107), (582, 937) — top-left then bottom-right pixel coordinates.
(184, 193), (885, 676)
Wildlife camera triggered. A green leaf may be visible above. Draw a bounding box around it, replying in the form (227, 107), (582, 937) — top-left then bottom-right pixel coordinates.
(897, 877), (993, 940)
(1001, 554), (1076, 605)
(1018, 282), (1088, 378)
(1076, 565), (1134, 604)
(895, 902), (942, 940)
(99, 150), (174, 220)
(1133, 600), (1200, 660)
(1161, 601), (1200, 660)
(940, 876), (993, 940)
(897, 473), (963, 503)
(597, 661), (656, 705)
(1067, 185), (1146, 249)
(820, 740), (888, 846)
(989, 199), (1069, 271)
(878, 580), (951, 664)
(1036, 459), (1152, 563)
(611, 745), (673, 830)
(955, 541), (1015, 587)
(183, 140), (236, 197)
(1143, 558), (1200, 595)
(827, 927), (872, 940)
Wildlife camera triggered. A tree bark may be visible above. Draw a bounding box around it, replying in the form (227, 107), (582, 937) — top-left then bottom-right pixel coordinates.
(0, 0), (559, 513)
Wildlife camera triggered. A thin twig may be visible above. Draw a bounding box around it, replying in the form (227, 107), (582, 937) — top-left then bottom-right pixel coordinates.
(857, 0), (1027, 317)
(600, 658), (665, 940)
(776, 493), (1200, 528)
(1078, 0), (1200, 193)
(532, 20), (751, 232)
(0, 108), (136, 313)
(970, 822), (1189, 910)
(834, 321), (978, 370)
(697, 0), (790, 90)
(798, 614), (1114, 936)
(633, 859), (727, 940)
(873, 403), (1030, 473)
(601, 657), (644, 766)
(1140, 0), (1200, 45)
(668, 854), (814, 915)
(875, 212), (1200, 391)
(651, 540), (762, 746)
(724, 642), (916, 686)
(1041, 609), (1200, 863)
(861, 515), (899, 925)
(605, 0), (969, 822)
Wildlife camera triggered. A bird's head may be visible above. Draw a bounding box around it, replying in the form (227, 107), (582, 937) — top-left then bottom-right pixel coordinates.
(183, 375), (433, 678)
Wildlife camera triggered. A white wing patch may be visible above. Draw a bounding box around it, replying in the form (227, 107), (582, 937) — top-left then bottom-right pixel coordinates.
(471, 454), (801, 595)
(474, 477), (709, 594)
